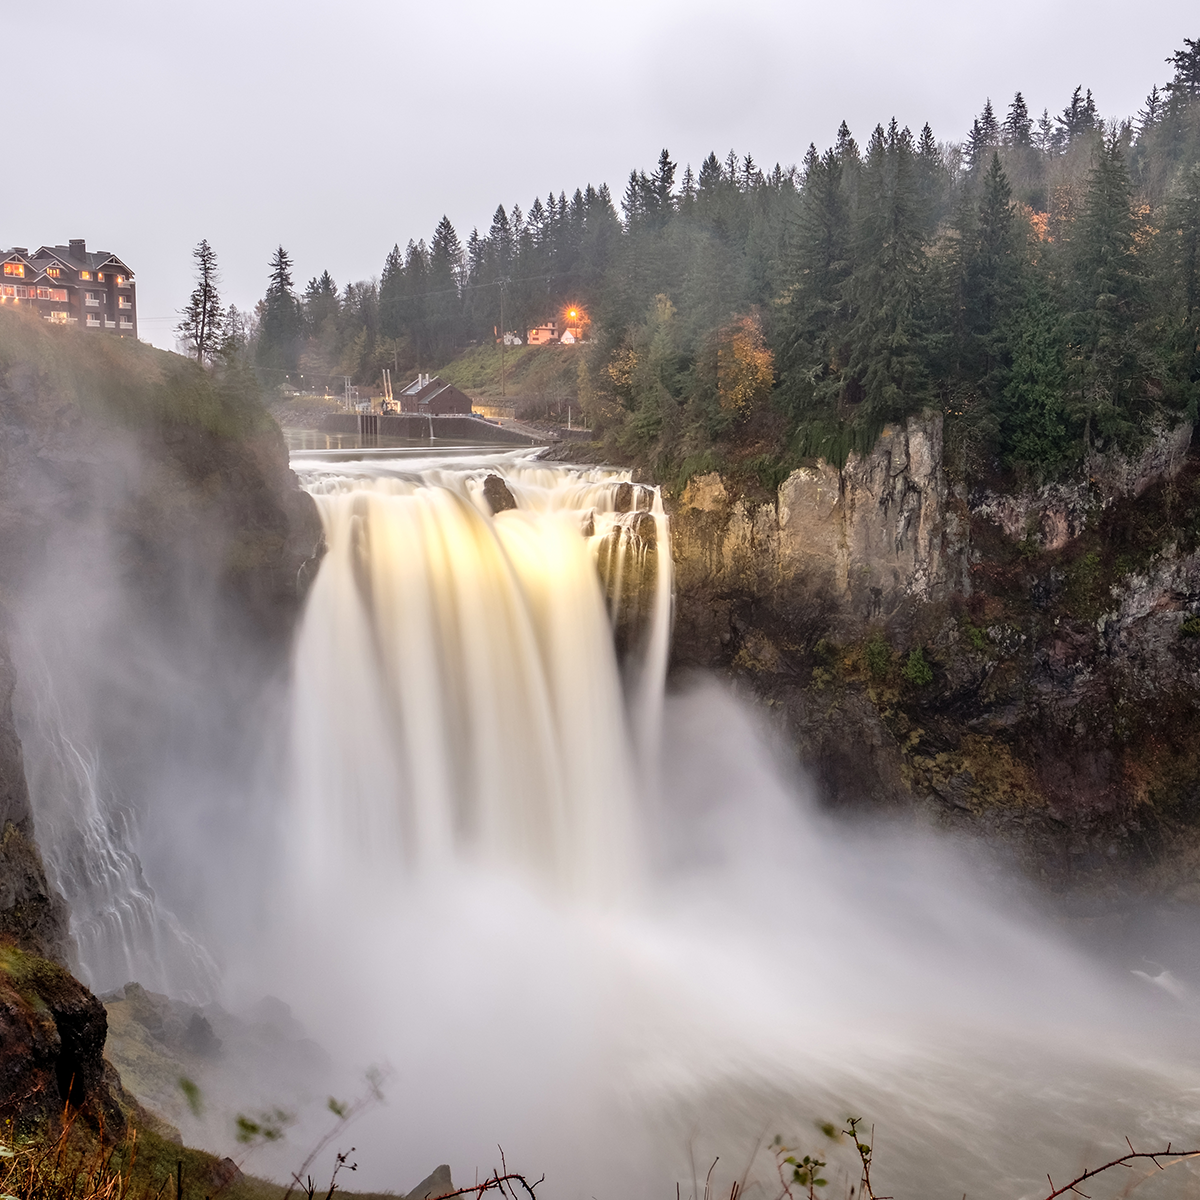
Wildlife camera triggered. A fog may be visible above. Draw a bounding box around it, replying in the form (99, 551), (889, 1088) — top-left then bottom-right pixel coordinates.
(14, 447), (1200, 1198)
(7, 1), (1197, 347)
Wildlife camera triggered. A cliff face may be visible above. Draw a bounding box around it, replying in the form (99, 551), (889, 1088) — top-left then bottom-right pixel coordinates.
(673, 414), (964, 655)
(669, 412), (1200, 892)
(0, 310), (321, 1129)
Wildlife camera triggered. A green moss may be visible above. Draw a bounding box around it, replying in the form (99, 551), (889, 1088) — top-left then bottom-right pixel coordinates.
(1181, 615), (1200, 637)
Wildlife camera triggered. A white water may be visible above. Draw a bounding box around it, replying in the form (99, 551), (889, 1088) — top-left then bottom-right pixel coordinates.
(19, 444), (1200, 1198)
(238, 449), (1200, 1200)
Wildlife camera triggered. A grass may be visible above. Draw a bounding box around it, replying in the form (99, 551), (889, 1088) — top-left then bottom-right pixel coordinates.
(434, 343), (581, 410)
(0, 307), (273, 442)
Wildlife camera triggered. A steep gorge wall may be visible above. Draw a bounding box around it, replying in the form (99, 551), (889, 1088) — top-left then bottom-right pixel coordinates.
(668, 412), (1200, 891)
(0, 312), (321, 1128)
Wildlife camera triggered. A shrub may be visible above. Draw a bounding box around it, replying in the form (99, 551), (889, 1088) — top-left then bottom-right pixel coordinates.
(864, 633), (891, 679)
(903, 647), (934, 687)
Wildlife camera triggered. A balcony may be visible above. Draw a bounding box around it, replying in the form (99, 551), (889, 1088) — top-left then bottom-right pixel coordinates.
(118, 297), (132, 309)
(119, 318), (134, 329)
(86, 315), (101, 327)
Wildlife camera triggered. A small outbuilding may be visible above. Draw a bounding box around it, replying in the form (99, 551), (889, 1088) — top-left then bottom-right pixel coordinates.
(398, 374), (473, 415)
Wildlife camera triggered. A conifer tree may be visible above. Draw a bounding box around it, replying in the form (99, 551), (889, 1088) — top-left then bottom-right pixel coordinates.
(256, 245), (302, 373)
(1165, 37), (1200, 99)
(1066, 136), (1146, 445)
(1003, 93), (1033, 147)
(844, 122), (931, 417)
(177, 239), (224, 364)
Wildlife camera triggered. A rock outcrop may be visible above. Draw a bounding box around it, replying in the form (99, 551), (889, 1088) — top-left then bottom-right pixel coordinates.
(0, 942), (124, 1137)
(672, 412), (964, 662)
(668, 412), (1200, 891)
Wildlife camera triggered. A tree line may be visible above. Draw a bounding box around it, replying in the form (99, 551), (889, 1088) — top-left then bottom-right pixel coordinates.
(179, 35), (1200, 483)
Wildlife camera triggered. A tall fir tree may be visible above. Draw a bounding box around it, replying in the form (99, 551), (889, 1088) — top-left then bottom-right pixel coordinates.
(177, 239), (224, 364)
(256, 245), (302, 373)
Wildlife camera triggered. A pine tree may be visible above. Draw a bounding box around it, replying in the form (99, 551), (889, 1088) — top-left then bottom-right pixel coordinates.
(844, 122), (931, 417)
(1136, 85), (1164, 135)
(1055, 86), (1100, 146)
(1003, 93), (1033, 147)
(256, 245), (302, 373)
(1155, 164), (1200, 416)
(777, 146), (852, 414)
(1165, 36), (1200, 98)
(1035, 108), (1055, 153)
(1066, 136), (1146, 446)
(621, 170), (644, 226)
(649, 148), (676, 217)
(177, 239), (224, 364)
(957, 154), (1021, 384)
(1000, 274), (1070, 475)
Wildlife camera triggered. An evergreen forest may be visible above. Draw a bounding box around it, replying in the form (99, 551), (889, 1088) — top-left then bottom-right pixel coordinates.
(238, 36), (1200, 485)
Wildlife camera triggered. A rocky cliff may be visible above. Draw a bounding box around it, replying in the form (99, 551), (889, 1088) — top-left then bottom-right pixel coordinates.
(669, 411), (1200, 893)
(0, 309), (321, 1130)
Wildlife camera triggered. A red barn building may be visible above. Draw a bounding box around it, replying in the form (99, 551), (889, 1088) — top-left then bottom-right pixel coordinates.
(398, 374), (473, 415)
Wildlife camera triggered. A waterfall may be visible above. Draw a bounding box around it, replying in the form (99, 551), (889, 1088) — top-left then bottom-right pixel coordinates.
(287, 452), (672, 899)
(265, 448), (1200, 1200)
(14, 651), (218, 1000)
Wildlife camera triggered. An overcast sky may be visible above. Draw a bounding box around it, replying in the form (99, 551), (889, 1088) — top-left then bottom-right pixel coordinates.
(6, 0), (1196, 349)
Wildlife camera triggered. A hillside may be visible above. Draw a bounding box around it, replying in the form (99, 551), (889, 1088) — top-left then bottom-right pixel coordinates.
(434, 341), (582, 419)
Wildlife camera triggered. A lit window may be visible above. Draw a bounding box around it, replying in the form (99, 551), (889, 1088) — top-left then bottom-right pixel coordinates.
(85, 292), (100, 306)
(97, 273), (104, 281)
(80, 270), (91, 280)
(3, 262), (24, 277)
(114, 275), (124, 286)
(47, 267), (61, 278)
(51, 288), (67, 302)
(86, 314), (101, 327)
(49, 311), (69, 324)
(118, 296), (132, 308)
(1, 285), (13, 298)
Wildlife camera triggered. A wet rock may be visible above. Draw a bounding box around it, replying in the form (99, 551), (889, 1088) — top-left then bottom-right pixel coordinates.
(613, 481), (633, 512)
(483, 474), (517, 514)
(630, 510), (657, 550)
(0, 943), (125, 1137)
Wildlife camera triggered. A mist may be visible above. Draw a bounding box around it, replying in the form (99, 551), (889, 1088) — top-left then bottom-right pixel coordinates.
(13, 445), (1199, 1198)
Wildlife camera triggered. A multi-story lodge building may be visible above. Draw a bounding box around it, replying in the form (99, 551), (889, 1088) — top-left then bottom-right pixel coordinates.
(0, 240), (136, 337)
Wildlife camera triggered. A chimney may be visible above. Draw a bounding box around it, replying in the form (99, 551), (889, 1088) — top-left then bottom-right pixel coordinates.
(12, 247), (27, 255)
(69, 238), (86, 259)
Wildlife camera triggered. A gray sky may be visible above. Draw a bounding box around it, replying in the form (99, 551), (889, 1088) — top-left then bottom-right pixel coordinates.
(6, 0), (1196, 349)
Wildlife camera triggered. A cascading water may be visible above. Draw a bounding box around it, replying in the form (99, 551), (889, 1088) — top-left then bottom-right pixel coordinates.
(15, 650), (218, 1000)
(287, 453), (670, 900)
(251, 447), (1200, 1200)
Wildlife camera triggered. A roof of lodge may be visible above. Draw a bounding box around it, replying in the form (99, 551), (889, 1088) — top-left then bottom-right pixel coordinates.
(2, 244), (133, 276)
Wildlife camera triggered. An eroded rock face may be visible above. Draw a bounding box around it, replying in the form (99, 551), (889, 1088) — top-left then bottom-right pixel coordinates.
(672, 412), (962, 659)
